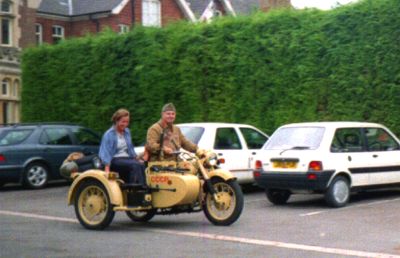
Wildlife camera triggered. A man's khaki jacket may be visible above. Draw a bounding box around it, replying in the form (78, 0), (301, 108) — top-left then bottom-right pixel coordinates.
(146, 120), (197, 161)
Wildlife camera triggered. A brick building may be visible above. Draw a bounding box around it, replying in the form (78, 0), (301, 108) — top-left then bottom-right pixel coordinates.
(0, 0), (291, 123)
(35, 0), (291, 45)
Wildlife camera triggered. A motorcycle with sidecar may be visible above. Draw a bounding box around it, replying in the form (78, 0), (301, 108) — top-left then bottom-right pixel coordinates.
(62, 150), (244, 230)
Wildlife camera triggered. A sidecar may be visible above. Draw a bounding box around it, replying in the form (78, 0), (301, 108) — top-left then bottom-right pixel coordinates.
(66, 152), (243, 230)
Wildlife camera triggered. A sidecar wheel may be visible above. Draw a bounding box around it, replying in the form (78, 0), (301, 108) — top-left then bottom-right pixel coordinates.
(203, 178), (244, 226)
(126, 209), (156, 222)
(74, 180), (115, 230)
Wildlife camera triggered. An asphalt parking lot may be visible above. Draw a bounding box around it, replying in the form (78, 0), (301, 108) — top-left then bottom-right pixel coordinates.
(1, 182), (400, 258)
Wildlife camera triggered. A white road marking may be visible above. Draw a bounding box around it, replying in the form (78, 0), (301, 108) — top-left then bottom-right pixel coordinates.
(150, 229), (400, 258)
(0, 210), (77, 223)
(1, 209), (399, 258)
(300, 211), (324, 216)
(299, 197), (400, 217)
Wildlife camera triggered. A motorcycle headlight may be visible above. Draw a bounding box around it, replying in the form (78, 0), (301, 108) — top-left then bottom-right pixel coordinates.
(207, 153), (218, 167)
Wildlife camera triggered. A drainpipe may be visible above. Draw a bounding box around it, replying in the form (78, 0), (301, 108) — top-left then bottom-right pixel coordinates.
(89, 14), (100, 32)
(131, 0), (135, 27)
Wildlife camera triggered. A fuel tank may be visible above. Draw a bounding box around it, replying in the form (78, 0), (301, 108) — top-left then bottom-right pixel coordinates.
(148, 172), (200, 208)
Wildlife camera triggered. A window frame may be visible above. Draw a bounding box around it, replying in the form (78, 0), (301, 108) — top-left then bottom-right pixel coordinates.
(71, 127), (101, 146)
(214, 127), (242, 150)
(239, 127), (268, 150)
(35, 23), (43, 45)
(142, 0), (161, 27)
(12, 79), (18, 98)
(118, 24), (130, 34)
(40, 128), (73, 145)
(0, 1), (11, 14)
(0, 17), (11, 46)
(52, 25), (64, 44)
(1, 78), (9, 96)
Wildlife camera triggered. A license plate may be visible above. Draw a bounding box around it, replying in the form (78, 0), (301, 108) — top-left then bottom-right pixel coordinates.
(272, 161), (297, 169)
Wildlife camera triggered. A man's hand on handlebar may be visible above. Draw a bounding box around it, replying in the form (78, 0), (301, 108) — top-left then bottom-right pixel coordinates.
(163, 146), (174, 155)
(196, 148), (207, 158)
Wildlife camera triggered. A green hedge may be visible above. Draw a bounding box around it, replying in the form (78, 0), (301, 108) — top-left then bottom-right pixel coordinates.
(22, 0), (400, 143)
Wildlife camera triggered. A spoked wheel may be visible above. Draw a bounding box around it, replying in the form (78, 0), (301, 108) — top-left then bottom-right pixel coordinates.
(74, 180), (115, 230)
(126, 209), (156, 222)
(203, 178), (244, 226)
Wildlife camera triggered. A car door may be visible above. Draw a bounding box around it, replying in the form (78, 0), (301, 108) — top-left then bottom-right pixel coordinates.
(38, 127), (82, 178)
(330, 127), (371, 187)
(238, 126), (269, 170)
(213, 127), (250, 181)
(364, 127), (400, 185)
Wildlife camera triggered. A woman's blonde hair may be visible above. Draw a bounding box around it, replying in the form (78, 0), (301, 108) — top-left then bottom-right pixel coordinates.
(111, 108), (130, 124)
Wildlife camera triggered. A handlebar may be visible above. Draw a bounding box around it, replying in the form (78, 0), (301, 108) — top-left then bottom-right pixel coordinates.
(150, 165), (190, 174)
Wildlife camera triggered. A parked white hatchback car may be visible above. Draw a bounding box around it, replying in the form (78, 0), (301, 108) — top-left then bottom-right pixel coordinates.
(253, 122), (400, 207)
(136, 123), (269, 184)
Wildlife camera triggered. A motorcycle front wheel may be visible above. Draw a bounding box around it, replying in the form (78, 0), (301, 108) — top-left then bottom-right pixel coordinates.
(203, 178), (244, 226)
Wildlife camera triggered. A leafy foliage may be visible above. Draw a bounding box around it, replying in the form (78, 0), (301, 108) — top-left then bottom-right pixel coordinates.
(22, 0), (400, 143)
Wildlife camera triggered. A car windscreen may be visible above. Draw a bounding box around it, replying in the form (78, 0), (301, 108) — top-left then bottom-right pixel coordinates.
(263, 126), (325, 150)
(178, 126), (205, 144)
(0, 129), (33, 146)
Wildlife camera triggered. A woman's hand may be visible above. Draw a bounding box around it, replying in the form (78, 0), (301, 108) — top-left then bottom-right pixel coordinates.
(105, 165), (110, 173)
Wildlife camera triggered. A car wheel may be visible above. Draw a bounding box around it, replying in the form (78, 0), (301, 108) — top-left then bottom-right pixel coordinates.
(325, 176), (350, 208)
(23, 162), (49, 189)
(266, 189), (291, 205)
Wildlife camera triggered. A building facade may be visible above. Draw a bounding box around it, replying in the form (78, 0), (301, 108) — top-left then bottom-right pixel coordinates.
(0, 0), (291, 123)
(35, 0), (291, 44)
(0, 0), (32, 124)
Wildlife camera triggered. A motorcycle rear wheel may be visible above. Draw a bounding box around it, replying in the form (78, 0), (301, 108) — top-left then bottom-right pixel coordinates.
(126, 209), (156, 222)
(74, 180), (115, 230)
(203, 178), (244, 226)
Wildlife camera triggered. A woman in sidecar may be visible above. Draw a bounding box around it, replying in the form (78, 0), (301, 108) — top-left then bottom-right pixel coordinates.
(98, 108), (145, 186)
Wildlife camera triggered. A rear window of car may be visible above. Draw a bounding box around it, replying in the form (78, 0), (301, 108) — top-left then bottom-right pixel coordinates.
(264, 126), (325, 150)
(0, 129), (33, 145)
(179, 126), (205, 144)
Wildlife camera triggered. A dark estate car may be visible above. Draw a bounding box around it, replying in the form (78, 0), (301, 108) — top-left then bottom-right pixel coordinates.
(0, 123), (101, 189)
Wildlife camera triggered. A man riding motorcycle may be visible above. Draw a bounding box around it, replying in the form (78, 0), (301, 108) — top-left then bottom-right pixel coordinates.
(146, 103), (205, 161)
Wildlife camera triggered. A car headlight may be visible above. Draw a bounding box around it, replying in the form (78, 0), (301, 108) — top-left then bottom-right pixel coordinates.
(92, 157), (102, 169)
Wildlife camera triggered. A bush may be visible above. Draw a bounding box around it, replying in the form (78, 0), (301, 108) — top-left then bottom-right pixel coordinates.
(22, 0), (400, 143)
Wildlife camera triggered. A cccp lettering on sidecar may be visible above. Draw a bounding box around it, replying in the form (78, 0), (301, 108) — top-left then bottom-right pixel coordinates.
(63, 151), (244, 230)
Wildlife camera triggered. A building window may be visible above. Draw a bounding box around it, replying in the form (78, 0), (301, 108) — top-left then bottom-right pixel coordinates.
(142, 0), (161, 27)
(1, 18), (10, 45)
(118, 24), (129, 34)
(0, 1), (11, 13)
(35, 24), (42, 45)
(2, 79), (9, 96)
(2, 102), (8, 124)
(12, 79), (18, 97)
(52, 25), (64, 44)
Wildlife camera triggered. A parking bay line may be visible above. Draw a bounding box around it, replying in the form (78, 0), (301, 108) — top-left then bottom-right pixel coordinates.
(1, 210), (399, 258)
